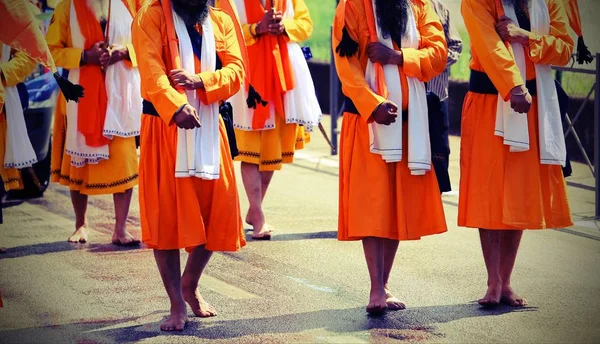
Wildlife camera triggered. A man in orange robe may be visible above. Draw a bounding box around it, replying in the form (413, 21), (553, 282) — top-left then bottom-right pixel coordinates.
(333, 0), (448, 315)
(47, 0), (146, 245)
(132, 0), (246, 331)
(459, 0), (574, 307)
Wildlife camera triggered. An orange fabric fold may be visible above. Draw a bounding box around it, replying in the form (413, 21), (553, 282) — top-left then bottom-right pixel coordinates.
(74, 0), (109, 147)
(362, 0), (388, 99)
(245, 0), (294, 129)
(161, 0), (184, 96)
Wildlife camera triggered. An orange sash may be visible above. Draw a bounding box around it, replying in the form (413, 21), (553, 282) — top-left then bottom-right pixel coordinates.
(244, 0), (294, 129)
(74, 0), (109, 147)
(362, 0), (388, 99)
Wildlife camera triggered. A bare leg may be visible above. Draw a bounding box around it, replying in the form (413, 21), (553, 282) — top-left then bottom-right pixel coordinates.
(241, 162), (270, 239)
(68, 191), (88, 243)
(153, 249), (187, 331)
(112, 189), (139, 245)
(362, 237), (387, 315)
(500, 230), (527, 307)
(478, 229), (502, 306)
(382, 239), (405, 310)
(181, 245), (217, 317)
(260, 170), (274, 201)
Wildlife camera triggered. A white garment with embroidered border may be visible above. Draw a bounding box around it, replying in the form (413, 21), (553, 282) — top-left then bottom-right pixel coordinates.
(496, 0), (566, 165)
(173, 10), (220, 180)
(365, 0), (430, 175)
(66, 0), (141, 168)
(230, 0), (322, 132)
(1, 43), (38, 169)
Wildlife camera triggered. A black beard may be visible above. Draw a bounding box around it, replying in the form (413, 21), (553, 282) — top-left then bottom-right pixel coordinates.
(172, 0), (209, 26)
(375, 0), (409, 47)
(503, 0), (530, 9)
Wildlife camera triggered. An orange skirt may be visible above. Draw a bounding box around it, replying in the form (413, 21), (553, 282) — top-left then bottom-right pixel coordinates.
(50, 96), (138, 195)
(139, 115), (246, 252)
(0, 112), (22, 191)
(338, 113), (447, 241)
(458, 92), (573, 230)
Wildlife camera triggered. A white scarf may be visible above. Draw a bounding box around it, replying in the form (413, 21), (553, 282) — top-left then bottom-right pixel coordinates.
(496, 0), (566, 165)
(173, 10), (221, 180)
(1, 44), (38, 169)
(231, 0), (322, 132)
(66, 0), (141, 167)
(366, 0), (430, 175)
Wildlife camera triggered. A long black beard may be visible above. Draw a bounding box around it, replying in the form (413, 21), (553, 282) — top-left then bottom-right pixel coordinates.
(502, 0), (530, 9)
(172, 0), (209, 26)
(375, 0), (409, 47)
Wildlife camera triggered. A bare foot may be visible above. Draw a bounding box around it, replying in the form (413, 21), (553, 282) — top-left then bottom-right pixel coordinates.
(478, 282), (502, 308)
(111, 230), (141, 246)
(366, 288), (388, 316)
(68, 226), (88, 243)
(500, 286), (528, 307)
(160, 311), (188, 331)
(182, 288), (217, 318)
(384, 289), (406, 311)
(247, 208), (272, 239)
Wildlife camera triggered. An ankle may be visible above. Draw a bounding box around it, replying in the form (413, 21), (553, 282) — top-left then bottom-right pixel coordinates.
(487, 278), (502, 288)
(75, 221), (88, 229)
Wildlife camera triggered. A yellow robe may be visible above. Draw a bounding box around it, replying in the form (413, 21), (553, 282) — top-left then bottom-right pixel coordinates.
(216, 0), (313, 171)
(132, 2), (246, 251)
(46, 0), (143, 195)
(333, 0), (448, 241)
(458, 0), (574, 230)
(0, 45), (37, 191)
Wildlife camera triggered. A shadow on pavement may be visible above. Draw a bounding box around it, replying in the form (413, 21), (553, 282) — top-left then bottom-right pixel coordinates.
(0, 304), (536, 342)
(0, 241), (142, 260)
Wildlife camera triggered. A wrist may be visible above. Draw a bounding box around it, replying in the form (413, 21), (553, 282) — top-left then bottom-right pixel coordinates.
(80, 50), (87, 66)
(194, 75), (204, 90)
(391, 50), (403, 65)
(510, 84), (528, 96)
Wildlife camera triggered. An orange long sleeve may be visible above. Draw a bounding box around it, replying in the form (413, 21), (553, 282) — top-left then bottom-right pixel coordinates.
(528, 0), (574, 66)
(401, 0), (447, 82)
(46, 0), (83, 70)
(564, 0), (582, 36)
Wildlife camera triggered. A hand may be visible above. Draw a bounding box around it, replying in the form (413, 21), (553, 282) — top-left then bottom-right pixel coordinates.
(169, 69), (203, 90)
(83, 41), (107, 66)
(367, 42), (402, 65)
(509, 85), (532, 114)
(372, 101), (398, 126)
(173, 104), (201, 129)
(99, 44), (129, 68)
(495, 16), (530, 45)
(256, 9), (284, 36)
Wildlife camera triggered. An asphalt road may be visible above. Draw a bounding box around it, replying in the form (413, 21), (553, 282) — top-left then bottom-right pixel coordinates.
(1, 131), (599, 343)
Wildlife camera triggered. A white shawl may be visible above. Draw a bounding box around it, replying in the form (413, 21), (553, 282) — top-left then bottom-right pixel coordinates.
(66, 0), (141, 167)
(173, 11), (221, 180)
(366, 0), (430, 175)
(496, 0), (566, 165)
(1, 43), (38, 169)
(230, 0), (322, 132)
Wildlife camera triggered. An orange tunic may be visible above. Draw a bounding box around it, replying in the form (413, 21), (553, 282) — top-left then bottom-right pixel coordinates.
(333, 0), (448, 241)
(132, 2), (246, 251)
(458, 0), (574, 230)
(47, 0), (144, 195)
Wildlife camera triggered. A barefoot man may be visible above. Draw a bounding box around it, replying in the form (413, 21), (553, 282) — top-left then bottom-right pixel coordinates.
(332, 0), (448, 315)
(46, 0), (146, 245)
(223, 0), (322, 240)
(459, 0), (573, 307)
(132, 0), (246, 331)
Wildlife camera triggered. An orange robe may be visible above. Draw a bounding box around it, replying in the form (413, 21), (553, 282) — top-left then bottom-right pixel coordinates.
(47, 0), (143, 195)
(0, 45), (37, 192)
(458, 0), (574, 230)
(332, 0), (448, 241)
(563, 0), (582, 36)
(226, 0), (312, 172)
(132, 2), (246, 251)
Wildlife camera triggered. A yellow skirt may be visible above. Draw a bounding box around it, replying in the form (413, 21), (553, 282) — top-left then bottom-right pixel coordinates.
(0, 112), (22, 191)
(50, 96), (138, 195)
(234, 114), (310, 171)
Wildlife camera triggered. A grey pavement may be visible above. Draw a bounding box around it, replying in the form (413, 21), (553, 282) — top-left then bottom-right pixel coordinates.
(0, 116), (599, 343)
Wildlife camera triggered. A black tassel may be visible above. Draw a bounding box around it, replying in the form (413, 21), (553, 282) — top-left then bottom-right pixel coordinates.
(335, 27), (358, 58)
(219, 101), (239, 159)
(246, 84), (268, 109)
(53, 72), (84, 102)
(577, 36), (594, 65)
